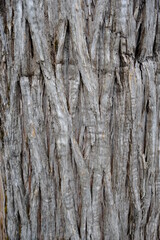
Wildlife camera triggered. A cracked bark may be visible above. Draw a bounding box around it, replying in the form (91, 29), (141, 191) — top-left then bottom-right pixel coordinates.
(0, 0), (160, 239)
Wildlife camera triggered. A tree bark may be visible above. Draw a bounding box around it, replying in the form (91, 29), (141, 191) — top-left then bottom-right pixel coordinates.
(0, 0), (160, 239)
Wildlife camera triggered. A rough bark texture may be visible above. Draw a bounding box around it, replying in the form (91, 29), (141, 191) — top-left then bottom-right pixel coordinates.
(0, 0), (160, 239)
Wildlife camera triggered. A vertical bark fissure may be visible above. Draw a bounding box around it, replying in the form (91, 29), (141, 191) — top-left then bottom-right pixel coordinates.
(0, 1), (159, 239)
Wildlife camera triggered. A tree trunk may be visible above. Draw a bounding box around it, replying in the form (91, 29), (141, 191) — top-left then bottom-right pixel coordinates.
(0, 0), (160, 239)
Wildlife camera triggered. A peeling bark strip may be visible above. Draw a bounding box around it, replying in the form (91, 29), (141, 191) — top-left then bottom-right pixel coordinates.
(0, 0), (160, 239)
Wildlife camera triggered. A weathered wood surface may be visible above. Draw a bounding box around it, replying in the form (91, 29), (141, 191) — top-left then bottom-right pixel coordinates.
(0, 0), (160, 239)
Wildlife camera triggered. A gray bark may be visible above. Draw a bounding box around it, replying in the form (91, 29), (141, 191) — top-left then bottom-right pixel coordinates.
(0, 0), (160, 239)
